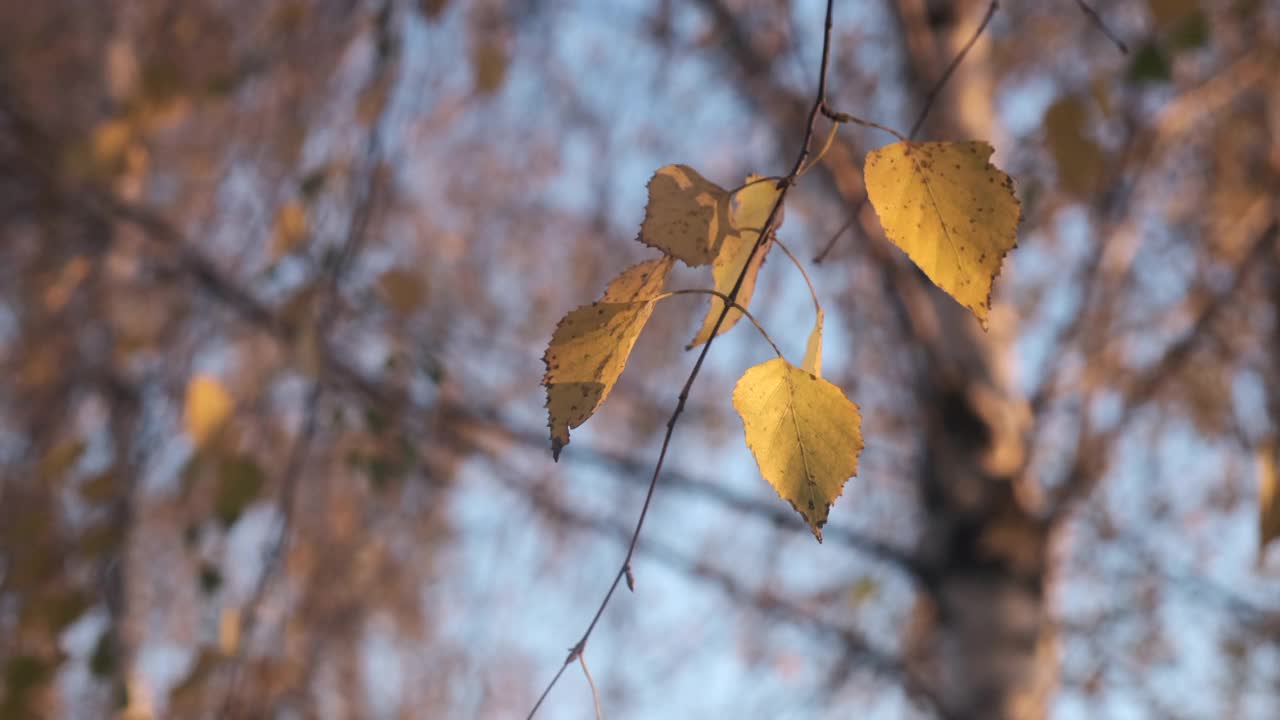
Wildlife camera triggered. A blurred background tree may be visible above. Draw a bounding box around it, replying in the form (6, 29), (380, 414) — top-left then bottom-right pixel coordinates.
(1, 0), (1278, 718)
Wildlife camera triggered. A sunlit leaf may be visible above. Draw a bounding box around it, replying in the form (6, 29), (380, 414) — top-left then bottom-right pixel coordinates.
(729, 175), (784, 233)
(688, 176), (782, 348)
(183, 375), (233, 448)
(802, 309), (823, 377)
(864, 141), (1020, 328)
(639, 165), (731, 267)
(733, 358), (862, 541)
(543, 257), (673, 459)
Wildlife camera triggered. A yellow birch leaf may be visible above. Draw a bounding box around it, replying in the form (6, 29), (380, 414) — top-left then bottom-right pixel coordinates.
(802, 308), (823, 377)
(864, 141), (1020, 328)
(639, 165), (731, 267)
(1260, 439), (1280, 561)
(733, 357), (862, 541)
(688, 176), (782, 348)
(544, 257), (674, 459)
(184, 375), (233, 448)
(270, 201), (309, 259)
(730, 176), (784, 232)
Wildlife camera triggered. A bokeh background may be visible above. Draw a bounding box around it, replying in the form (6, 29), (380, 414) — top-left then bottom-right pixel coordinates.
(2, 0), (1279, 718)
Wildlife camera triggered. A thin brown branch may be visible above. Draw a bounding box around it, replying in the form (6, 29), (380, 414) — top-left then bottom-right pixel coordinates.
(526, 0), (842, 716)
(908, 0), (999, 140)
(812, 209), (861, 264)
(821, 106), (906, 142)
(499, 456), (955, 719)
(658, 289), (784, 357)
(440, 407), (927, 579)
(1073, 0), (1128, 54)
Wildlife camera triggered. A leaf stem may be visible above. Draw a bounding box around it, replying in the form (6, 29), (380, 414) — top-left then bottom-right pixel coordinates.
(812, 208), (861, 264)
(821, 107), (907, 143)
(907, 0), (999, 140)
(1073, 0), (1128, 54)
(771, 239), (822, 319)
(580, 652), (604, 720)
(796, 120), (840, 177)
(658, 289), (784, 358)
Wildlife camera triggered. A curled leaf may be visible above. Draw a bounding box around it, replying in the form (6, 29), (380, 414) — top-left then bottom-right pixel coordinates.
(544, 257), (674, 459)
(864, 141), (1020, 328)
(688, 176), (783, 348)
(639, 165), (731, 267)
(733, 358), (862, 541)
(802, 309), (823, 377)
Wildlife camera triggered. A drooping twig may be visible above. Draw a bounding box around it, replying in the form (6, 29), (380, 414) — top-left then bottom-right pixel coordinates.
(908, 0), (999, 140)
(812, 210), (861, 264)
(525, 0), (842, 716)
(659, 289), (785, 357)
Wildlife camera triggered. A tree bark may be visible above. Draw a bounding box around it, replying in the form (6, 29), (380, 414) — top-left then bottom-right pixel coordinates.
(887, 2), (1054, 718)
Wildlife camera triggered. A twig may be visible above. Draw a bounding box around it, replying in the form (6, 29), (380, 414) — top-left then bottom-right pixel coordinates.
(771, 239), (821, 316)
(525, 0), (841, 716)
(439, 408), (928, 579)
(579, 653), (604, 720)
(1073, 0), (1128, 54)
(812, 210), (860, 264)
(797, 120), (840, 177)
(659, 289), (784, 357)
(821, 106), (906, 142)
(502, 456), (954, 719)
(908, 0), (999, 140)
